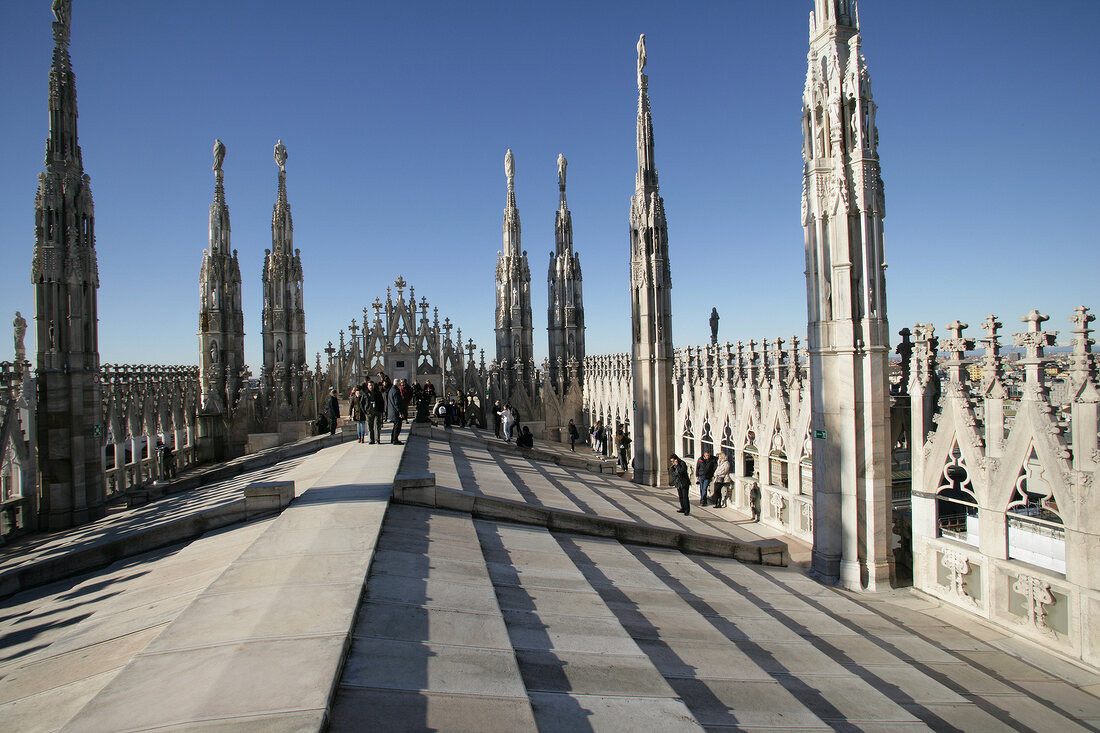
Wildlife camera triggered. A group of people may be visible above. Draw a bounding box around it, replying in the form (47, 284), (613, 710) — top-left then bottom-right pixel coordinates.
(435, 391), (483, 429)
(668, 449), (759, 520)
(584, 420), (632, 472)
(322, 374), (410, 445)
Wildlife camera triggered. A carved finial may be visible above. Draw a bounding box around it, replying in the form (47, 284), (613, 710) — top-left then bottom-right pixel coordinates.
(274, 139), (287, 171)
(637, 33), (647, 88)
(1013, 311), (1056, 361)
(394, 275), (407, 298)
(1069, 305), (1095, 382)
(213, 139), (226, 172)
(505, 149), (515, 190)
(557, 153), (567, 191)
(941, 321), (974, 368)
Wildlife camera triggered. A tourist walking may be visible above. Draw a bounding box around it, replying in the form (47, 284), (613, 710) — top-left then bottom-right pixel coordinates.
(387, 380), (406, 444)
(349, 386), (367, 443)
(364, 380), (384, 444)
(669, 455), (691, 516)
(567, 419), (579, 452)
(712, 451), (731, 508)
(696, 449), (717, 506)
(326, 388), (340, 436)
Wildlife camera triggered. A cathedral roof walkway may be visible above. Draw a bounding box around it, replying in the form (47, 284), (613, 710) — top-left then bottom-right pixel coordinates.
(396, 424), (810, 567)
(0, 429), (1097, 731)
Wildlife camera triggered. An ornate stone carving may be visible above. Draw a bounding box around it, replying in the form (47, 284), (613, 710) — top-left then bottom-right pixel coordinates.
(1012, 574), (1056, 637)
(940, 550), (974, 603)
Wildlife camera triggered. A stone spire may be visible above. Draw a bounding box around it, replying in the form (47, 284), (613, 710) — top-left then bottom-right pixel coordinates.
(198, 140), (244, 417)
(629, 34), (675, 487)
(494, 149), (534, 397)
(30, 0), (105, 529)
(802, 0), (891, 590)
(547, 154), (585, 393)
(261, 140), (307, 417)
(811, 1), (859, 32)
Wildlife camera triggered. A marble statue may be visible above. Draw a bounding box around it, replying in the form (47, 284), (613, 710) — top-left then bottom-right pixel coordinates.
(13, 311), (27, 363)
(212, 139), (226, 172)
(274, 139), (288, 171)
(637, 33), (647, 86)
(52, 0), (70, 25)
(505, 148), (514, 184)
(557, 153), (567, 189)
(709, 308), (719, 345)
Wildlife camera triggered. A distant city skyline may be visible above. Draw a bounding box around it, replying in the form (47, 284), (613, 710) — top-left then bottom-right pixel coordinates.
(1, 1), (1096, 366)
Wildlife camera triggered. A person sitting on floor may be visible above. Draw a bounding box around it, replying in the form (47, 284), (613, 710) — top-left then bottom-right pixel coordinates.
(516, 425), (534, 448)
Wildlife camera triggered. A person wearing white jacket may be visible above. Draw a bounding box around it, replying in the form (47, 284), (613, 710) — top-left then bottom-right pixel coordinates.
(499, 404), (517, 442)
(712, 452), (731, 508)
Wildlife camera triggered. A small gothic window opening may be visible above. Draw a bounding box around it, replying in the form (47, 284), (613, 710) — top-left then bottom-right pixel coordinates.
(935, 446), (979, 547)
(720, 422), (734, 465)
(1006, 450), (1066, 574)
(681, 418), (695, 459)
(742, 429), (757, 478)
(770, 450), (789, 489)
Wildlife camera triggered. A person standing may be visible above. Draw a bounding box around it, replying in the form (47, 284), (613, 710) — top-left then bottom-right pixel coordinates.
(364, 380), (384, 444)
(492, 400), (503, 438)
(398, 378), (413, 410)
(712, 451), (731, 508)
(349, 386), (367, 443)
(617, 427), (632, 472)
(696, 449), (717, 506)
(326, 388), (340, 436)
(669, 455), (691, 516)
(749, 481), (762, 522)
(387, 380), (407, 444)
(499, 404), (517, 442)
(567, 419), (579, 452)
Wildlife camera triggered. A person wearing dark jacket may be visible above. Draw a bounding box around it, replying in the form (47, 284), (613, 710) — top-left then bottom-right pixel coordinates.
(326, 388), (340, 436)
(363, 380), (385, 444)
(669, 455), (691, 516)
(567, 419), (579, 452)
(492, 400), (503, 438)
(349, 386), (367, 443)
(516, 426), (533, 448)
(387, 382), (406, 444)
(696, 449), (717, 506)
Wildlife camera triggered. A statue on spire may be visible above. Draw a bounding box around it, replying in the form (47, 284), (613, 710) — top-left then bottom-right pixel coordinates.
(505, 148), (515, 188)
(212, 139), (226, 172)
(557, 153), (567, 190)
(52, 0), (71, 26)
(274, 139), (288, 171)
(637, 33), (647, 88)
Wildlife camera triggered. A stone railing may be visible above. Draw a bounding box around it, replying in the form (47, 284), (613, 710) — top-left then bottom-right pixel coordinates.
(673, 339), (813, 542)
(100, 364), (201, 499)
(908, 307), (1099, 668)
(581, 353), (632, 452)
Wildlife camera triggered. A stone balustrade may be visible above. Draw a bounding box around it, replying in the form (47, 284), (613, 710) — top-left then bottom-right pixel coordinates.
(908, 306), (1099, 668)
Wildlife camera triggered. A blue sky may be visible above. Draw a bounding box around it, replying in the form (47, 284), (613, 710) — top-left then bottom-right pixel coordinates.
(1, 1), (1097, 366)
